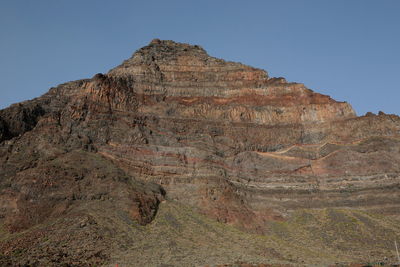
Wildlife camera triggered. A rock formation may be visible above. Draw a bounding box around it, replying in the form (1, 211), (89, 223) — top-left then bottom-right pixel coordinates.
(0, 39), (399, 266)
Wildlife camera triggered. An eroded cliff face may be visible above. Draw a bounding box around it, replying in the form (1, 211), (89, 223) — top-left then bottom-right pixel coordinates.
(106, 39), (356, 125)
(1, 39), (400, 266)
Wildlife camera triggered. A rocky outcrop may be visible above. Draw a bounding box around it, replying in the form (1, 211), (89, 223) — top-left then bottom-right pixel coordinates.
(0, 39), (399, 266)
(0, 103), (46, 142)
(105, 39), (355, 125)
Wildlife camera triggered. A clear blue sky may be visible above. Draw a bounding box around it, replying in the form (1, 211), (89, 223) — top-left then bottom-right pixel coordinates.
(1, 0), (399, 115)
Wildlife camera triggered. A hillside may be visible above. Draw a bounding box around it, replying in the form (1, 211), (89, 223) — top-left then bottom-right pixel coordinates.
(1, 39), (400, 266)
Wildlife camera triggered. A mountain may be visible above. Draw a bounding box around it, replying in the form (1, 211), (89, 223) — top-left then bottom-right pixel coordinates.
(1, 39), (400, 266)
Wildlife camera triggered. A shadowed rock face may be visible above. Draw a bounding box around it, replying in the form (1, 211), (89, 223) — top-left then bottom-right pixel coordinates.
(0, 39), (400, 266)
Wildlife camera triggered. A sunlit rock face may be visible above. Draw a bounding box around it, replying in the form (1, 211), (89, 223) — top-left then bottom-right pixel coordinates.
(0, 39), (400, 266)
(106, 39), (356, 125)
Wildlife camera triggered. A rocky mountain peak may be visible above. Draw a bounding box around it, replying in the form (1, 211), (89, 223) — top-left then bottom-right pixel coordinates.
(1, 40), (400, 266)
(146, 38), (208, 57)
(100, 40), (356, 125)
(109, 39), (210, 73)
